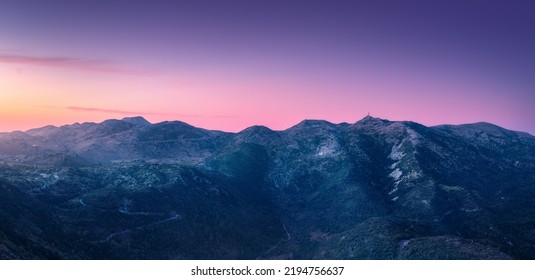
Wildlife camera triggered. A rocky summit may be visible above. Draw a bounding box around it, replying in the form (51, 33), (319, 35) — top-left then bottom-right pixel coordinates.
(0, 116), (534, 259)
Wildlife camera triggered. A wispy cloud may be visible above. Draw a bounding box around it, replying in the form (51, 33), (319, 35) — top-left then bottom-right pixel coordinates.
(65, 106), (241, 119)
(66, 106), (152, 116)
(0, 52), (156, 76)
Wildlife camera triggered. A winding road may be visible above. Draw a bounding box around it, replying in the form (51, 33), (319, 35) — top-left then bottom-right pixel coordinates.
(99, 213), (182, 243)
(78, 197), (182, 243)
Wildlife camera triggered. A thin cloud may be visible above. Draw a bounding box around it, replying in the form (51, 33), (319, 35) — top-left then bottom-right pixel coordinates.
(65, 106), (241, 119)
(66, 106), (151, 116)
(0, 52), (156, 76)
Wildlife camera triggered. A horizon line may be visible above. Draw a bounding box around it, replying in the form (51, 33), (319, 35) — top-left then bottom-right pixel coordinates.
(1, 115), (533, 136)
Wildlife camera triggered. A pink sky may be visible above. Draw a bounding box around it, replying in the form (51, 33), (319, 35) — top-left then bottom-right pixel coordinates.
(1, 1), (534, 134)
(1, 58), (531, 134)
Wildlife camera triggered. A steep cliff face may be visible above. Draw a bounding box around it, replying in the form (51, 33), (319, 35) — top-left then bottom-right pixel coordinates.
(0, 116), (534, 259)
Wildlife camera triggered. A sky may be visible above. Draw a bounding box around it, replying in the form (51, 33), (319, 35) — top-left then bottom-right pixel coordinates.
(1, 0), (534, 134)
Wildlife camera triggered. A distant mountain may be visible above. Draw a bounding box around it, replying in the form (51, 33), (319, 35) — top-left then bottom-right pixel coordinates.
(121, 116), (151, 126)
(0, 116), (534, 259)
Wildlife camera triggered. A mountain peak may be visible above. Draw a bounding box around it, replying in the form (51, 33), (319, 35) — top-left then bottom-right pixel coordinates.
(353, 115), (391, 127)
(292, 119), (336, 130)
(240, 125), (274, 134)
(121, 116), (150, 126)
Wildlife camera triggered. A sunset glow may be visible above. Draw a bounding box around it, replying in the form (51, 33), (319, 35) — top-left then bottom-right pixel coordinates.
(1, 1), (534, 134)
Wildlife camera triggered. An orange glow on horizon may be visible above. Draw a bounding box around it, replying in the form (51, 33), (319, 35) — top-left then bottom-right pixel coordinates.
(1, 60), (533, 135)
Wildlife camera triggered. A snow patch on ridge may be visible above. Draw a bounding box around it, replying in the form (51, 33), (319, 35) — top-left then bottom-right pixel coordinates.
(316, 137), (339, 157)
(389, 143), (405, 161)
(389, 168), (402, 181)
(405, 170), (422, 180)
(406, 128), (421, 146)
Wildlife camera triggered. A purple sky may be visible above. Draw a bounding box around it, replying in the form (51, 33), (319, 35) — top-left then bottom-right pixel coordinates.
(1, 0), (534, 134)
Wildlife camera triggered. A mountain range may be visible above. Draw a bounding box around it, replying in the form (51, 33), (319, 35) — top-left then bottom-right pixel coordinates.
(0, 116), (534, 259)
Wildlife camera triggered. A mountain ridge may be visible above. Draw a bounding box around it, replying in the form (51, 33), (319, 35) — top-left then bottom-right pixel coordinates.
(1, 115), (529, 139)
(0, 116), (534, 259)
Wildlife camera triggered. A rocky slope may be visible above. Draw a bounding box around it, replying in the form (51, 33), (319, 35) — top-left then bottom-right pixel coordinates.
(0, 116), (534, 259)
